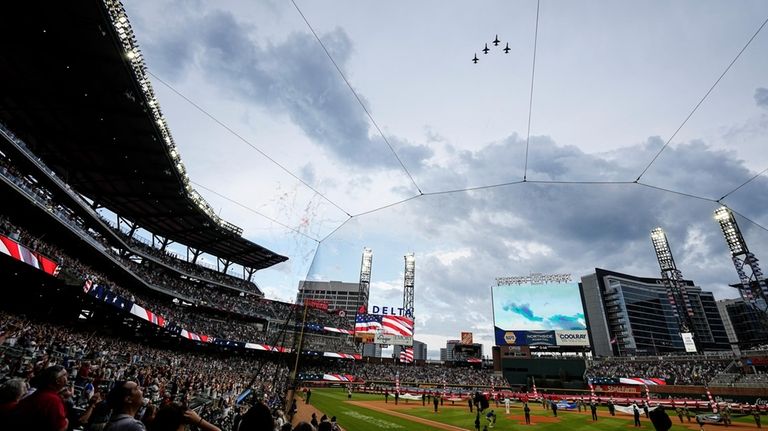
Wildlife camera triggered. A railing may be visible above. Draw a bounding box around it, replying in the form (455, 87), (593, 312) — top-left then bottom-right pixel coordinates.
(1, 121), (248, 283)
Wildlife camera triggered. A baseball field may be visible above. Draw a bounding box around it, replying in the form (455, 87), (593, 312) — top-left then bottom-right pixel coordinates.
(307, 388), (763, 431)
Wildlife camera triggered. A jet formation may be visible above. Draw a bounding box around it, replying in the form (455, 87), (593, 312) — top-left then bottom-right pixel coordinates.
(473, 34), (510, 63)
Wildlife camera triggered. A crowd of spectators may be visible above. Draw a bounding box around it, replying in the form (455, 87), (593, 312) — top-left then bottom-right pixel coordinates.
(113, 230), (260, 294)
(1, 151), (352, 334)
(0, 308), (506, 431)
(0, 215), (355, 353)
(297, 360), (507, 388)
(107, 251), (351, 332)
(0, 310), (291, 430)
(586, 356), (734, 385)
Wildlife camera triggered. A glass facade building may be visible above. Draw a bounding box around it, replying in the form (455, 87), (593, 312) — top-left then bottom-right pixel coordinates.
(581, 268), (730, 357)
(720, 298), (768, 348)
(296, 280), (363, 325)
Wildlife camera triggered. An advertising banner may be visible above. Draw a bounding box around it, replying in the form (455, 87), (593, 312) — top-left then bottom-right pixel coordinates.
(374, 333), (413, 346)
(461, 332), (473, 345)
(681, 332), (697, 353)
(594, 385), (642, 394)
(0, 234), (60, 276)
(304, 299), (329, 311)
(494, 327), (556, 346)
(554, 330), (590, 346)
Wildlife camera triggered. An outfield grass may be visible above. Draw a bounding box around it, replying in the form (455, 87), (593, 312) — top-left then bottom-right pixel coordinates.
(310, 388), (761, 430)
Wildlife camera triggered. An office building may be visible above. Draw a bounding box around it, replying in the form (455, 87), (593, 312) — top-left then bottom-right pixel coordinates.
(581, 268), (730, 357)
(718, 297), (768, 348)
(296, 280), (362, 323)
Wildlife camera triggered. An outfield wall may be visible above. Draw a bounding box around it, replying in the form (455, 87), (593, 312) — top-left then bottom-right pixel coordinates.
(648, 384), (768, 398)
(501, 357), (587, 387)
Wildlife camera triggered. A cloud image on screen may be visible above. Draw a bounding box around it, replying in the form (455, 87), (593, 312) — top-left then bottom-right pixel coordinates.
(492, 282), (586, 330)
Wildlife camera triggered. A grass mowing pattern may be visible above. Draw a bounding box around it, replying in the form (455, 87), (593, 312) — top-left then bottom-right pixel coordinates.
(311, 388), (762, 430)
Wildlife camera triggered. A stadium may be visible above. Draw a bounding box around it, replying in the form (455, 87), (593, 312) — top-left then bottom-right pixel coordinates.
(1, 1), (768, 431)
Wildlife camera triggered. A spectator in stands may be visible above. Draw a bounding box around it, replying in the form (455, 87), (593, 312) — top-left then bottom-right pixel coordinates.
(105, 381), (146, 431)
(330, 416), (340, 431)
(12, 365), (69, 431)
(238, 402), (274, 431)
(0, 378), (27, 422)
(273, 409), (287, 430)
(150, 402), (221, 431)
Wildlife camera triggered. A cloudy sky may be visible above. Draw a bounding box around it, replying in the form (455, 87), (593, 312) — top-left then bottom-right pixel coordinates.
(122, 0), (768, 358)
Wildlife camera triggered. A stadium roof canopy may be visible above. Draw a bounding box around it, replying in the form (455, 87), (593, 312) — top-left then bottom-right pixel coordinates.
(0, 1), (288, 270)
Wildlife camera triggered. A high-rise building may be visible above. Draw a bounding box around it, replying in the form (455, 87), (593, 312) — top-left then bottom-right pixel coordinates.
(440, 348), (448, 361)
(581, 268), (730, 357)
(296, 280), (362, 323)
(413, 340), (427, 361)
(718, 297), (768, 348)
(394, 340), (427, 361)
(716, 299), (740, 346)
(362, 343), (382, 358)
(445, 340), (460, 362)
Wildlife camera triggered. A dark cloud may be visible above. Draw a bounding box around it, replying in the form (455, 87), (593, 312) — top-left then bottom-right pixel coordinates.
(404, 134), (768, 312)
(307, 131), (768, 356)
(756, 87), (768, 109)
(140, 9), (433, 171)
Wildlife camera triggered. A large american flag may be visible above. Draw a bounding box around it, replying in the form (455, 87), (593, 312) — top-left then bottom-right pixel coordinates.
(355, 314), (414, 337)
(399, 347), (414, 363)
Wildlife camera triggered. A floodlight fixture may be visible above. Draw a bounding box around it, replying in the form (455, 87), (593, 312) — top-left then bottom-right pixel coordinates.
(714, 206), (747, 256)
(102, 0), (243, 236)
(357, 248), (373, 312)
(650, 227), (675, 271)
(403, 253), (416, 319)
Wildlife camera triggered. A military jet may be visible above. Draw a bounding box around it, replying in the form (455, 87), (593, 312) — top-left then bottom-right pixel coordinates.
(503, 42), (511, 54)
(493, 35), (501, 46)
(472, 53), (479, 64)
(482, 43), (490, 54)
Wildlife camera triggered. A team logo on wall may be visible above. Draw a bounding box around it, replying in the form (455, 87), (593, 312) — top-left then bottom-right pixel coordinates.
(504, 331), (517, 345)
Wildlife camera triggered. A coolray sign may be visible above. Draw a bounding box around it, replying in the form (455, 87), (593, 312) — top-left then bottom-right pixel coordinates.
(374, 333), (414, 346)
(555, 330), (590, 346)
(369, 305), (413, 317)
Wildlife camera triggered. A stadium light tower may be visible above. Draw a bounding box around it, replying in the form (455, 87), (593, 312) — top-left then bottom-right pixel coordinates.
(358, 248), (373, 313)
(650, 227), (697, 347)
(403, 253), (415, 319)
(714, 206), (768, 312)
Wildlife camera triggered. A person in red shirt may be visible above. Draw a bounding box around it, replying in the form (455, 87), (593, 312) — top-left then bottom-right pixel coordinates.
(13, 365), (69, 431)
(0, 378), (28, 422)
